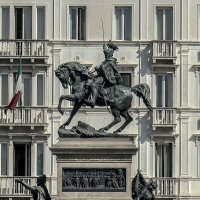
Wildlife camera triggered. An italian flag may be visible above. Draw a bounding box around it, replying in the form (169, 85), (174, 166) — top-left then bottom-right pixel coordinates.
(4, 61), (22, 114)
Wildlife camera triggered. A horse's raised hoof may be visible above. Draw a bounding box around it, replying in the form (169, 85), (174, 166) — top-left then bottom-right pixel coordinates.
(58, 108), (64, 115)
(59, 125), (65, 130)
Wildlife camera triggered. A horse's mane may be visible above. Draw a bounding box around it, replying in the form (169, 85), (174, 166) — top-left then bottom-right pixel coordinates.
(58, 61), (89, 75)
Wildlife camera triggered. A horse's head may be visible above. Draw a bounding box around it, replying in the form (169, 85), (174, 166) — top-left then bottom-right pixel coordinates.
(55, 63), (70, 89)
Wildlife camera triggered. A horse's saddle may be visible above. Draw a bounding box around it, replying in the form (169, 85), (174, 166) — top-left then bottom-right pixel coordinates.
(98, 87), (115, 103)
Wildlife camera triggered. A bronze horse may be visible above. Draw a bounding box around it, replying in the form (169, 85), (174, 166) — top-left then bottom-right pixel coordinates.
(55, 62), (152, 134)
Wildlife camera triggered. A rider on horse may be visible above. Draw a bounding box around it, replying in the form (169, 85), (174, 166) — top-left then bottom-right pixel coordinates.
(86, 40), (122, 106)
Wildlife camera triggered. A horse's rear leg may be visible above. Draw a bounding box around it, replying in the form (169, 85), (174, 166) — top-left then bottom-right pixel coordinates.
(99, 109), (121, 132)
(113, 111), (133, 134)
(60, 102), (82, 129)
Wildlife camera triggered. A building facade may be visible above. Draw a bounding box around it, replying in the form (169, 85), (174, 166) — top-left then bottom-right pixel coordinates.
(0, 0), (200, 199)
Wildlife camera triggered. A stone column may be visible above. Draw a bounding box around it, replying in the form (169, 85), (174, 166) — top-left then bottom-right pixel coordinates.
(31, 137), (36, 177)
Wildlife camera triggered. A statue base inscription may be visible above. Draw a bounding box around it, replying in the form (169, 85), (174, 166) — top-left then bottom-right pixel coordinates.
(50, 136), (138, 200)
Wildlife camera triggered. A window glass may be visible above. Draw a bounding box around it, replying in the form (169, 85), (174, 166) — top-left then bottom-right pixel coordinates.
(120, 73), (131, 87)
(37, 74), (44, 106)
(1, 74), (8, 105)
(2, 7), (10, 39)
(156, 74), (173, 107)
(156, 7), (173, 40)
(37, 143), (44, 175)
(69, 7), (86, 40)
(115, 7), (132, 40)
(37, 7), (45, 40)
(1, 143), (8, 175)
(155, 143), (172, 177)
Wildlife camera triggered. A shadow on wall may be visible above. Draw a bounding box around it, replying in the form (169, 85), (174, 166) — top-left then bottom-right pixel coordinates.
(136, 111), (152, 144)
(137, 44), (152, 77)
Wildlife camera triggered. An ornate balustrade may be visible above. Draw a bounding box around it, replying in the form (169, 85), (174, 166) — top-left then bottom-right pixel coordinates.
(153, 177), (177, 197)
(0, 176), (56, 197)
(152, 40), (177, 64)
(0, 107), (48, 128)
(0, 40), (48, 57)
(152, 108), (176, 130)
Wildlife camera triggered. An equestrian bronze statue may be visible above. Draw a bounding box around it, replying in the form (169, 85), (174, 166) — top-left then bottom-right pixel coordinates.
(55, 41), (152, 134)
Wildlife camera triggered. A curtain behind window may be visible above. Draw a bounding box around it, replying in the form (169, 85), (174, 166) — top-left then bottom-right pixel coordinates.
(24, 7), (32, 39)
(2, 7), (9, 39)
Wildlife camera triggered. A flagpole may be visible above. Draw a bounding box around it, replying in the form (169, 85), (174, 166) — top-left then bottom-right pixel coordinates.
(19, 54), (23, 124)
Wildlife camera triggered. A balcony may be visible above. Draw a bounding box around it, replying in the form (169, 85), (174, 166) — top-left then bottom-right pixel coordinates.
(0, 107), (48, 130)
(0, 40), (48, 61)
(0, 176), (56, 197)
(152, 41), (177, 64)
(153, 177), (178, 198)
(152, 108), (176, 130)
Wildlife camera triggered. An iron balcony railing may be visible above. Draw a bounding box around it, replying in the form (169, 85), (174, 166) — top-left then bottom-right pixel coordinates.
(0, 176), (56, 197)
(0, 40), (48, 57)
(0, 107), (48, 127)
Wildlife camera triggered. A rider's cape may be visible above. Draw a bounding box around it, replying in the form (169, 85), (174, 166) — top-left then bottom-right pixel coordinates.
(100, 59), (122, 85)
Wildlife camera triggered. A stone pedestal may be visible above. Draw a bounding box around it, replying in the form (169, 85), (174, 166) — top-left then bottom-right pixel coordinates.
(50, 136), (138, 200)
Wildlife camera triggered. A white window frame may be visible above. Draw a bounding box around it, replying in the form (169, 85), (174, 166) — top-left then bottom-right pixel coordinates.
(113, 6), (133, 41)
(154, 5), (175, 40)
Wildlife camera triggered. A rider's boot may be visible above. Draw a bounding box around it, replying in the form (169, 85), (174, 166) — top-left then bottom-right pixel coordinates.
(87, 86), (98, 108)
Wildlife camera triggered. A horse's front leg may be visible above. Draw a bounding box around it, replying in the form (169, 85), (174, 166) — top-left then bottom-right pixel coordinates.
(58, 95), (75, 115)
(60, 101), (83, 129)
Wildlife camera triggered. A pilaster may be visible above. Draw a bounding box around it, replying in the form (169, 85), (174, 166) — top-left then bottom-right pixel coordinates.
(180, 47), (189, 107)
(31, 136), (37, 177)
(180, 115), (189, 177)
(52, 48), (61, 106)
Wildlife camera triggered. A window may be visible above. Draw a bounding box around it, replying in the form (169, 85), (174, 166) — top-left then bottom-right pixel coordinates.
(114, 7), (132, 40)
(69, 7), (86, 40)
(37, 74), (44, 106)
(156, 7), (173, 40)
(2, 7), (10, 39)
(156, 74), (173, 107)
(37, 143), (44, 175)
(155, 143), (172, 177)
(1, 74), (8, 105)
(15, 7), (32, 39)
(1, 143), (8, 175)
(14, 73), (32, 106)
(37, 7), (45, 39)
(120, 73), (131, 87)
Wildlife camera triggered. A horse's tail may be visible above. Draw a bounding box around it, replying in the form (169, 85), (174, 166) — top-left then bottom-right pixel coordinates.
(131, 83), (152, 111)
